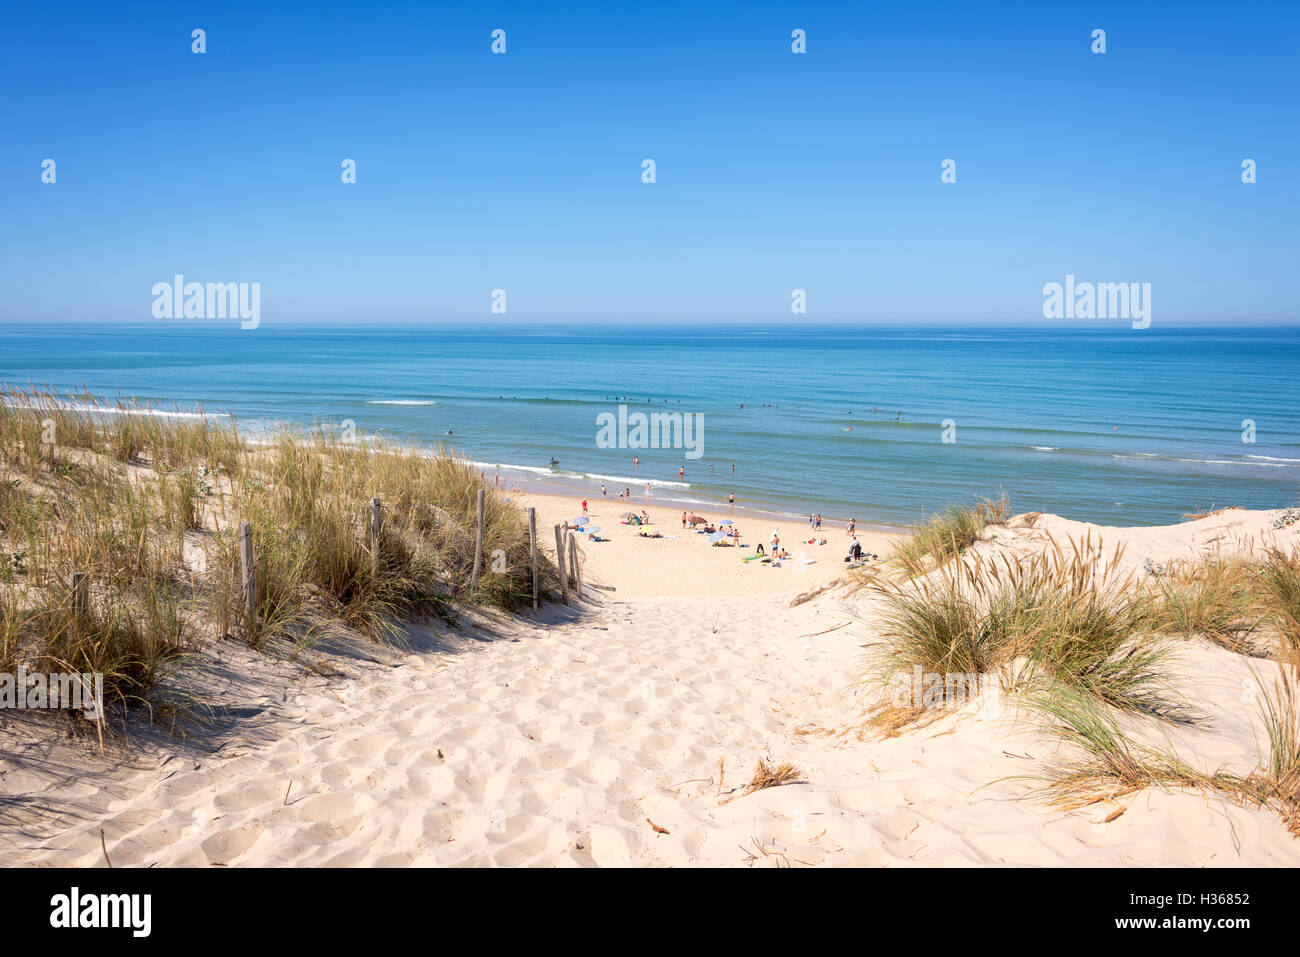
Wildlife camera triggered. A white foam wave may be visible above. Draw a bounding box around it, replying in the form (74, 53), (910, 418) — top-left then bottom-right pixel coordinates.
(1, 398), (226, 420)
(468, 460), (691, 489)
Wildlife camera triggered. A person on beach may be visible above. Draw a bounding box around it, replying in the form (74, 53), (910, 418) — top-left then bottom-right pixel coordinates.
(849, 538), (863, 562)
(771, 529), (780, 554)
(847, 518), (856, 536)
(730, 464), (734, 474)
(728, 492), (735, 506)
(681, 511), (687, 529)
(679, 466), (685, 479)
(633, 456), (639, 468)
(815, 514), (822, 531)
(809, 514), (814, 529)
(582, 499), (588, 516)
(645, 482), (651, 497)
(601, 484), (606, 498)
(624, 488), (631, 500)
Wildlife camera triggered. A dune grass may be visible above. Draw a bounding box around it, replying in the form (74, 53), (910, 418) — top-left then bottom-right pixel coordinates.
(1256, 547), (1300, 657)
(1151, 555), (1262, 655)
(868, 512), (1300, 835)
(1251, 658), (1300, 832)
(0, 387), (560, 729)
(1025, 659), (1300, 836)
(1023, 686), (1224, 811)
(892, 492), (1011, 578)
(868, 533), (1186, 720)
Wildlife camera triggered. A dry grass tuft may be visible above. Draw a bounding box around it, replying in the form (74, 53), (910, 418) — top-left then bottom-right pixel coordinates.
(1181, 505), (1242, 522)
(745, 757), (804, 794)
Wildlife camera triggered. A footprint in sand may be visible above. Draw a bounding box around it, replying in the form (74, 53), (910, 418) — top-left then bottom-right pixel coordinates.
(299, 792), (365, 823)
(200, 826), (263, 864)
(214, 780), (284, 813)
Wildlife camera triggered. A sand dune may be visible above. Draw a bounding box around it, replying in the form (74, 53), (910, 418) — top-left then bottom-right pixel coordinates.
(4, 505), (1300, 867)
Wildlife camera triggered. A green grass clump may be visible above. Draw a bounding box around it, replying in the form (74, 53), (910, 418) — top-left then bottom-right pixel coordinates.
(868, 534), (1186, 720)
(892, 492), (1011, 577)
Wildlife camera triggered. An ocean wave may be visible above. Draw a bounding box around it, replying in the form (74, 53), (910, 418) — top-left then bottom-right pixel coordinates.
(366, 399), (436, 406)
(580, 471), (691, 489)
(469, 460), (554, 477)
(468, 459), (692, 489)
(1, 398), (226, 420)
(1110, 453), (1300, 468)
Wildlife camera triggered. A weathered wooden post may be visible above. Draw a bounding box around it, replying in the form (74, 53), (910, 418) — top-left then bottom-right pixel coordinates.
(568, 532), (582, 601)
(553, 524), (568, 604)
(370, 497), (382, 570)
(528, 507), (539, 610)
(69, 572), (89, 620)
(239, 521), (257, 625)
(470, 488), (485, 591)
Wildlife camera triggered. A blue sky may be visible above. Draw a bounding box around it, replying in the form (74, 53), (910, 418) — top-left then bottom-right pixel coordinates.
(2, 0), (1297, 325)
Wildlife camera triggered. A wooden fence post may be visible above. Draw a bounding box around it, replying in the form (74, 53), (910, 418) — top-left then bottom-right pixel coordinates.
(568, 532), (582, 601)
(239, 521), (257, 626)
(370, 497), (382, 570)
(69, 572), (89, 620)
(553, 524), (568, 604)
(470, 488), (485, 592)
(528, 507), (539, 610)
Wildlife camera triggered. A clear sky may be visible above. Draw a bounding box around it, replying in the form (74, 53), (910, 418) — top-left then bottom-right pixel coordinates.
(2, 0), (1297, 325)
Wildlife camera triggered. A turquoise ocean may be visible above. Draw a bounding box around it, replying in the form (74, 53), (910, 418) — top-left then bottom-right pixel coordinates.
(1, 322), (1297, 529)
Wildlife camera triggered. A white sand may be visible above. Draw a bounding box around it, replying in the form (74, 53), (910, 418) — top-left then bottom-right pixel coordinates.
(4, 504), (1300, 867)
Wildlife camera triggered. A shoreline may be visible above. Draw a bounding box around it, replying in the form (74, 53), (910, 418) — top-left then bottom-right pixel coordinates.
(480, 464), (912, 535)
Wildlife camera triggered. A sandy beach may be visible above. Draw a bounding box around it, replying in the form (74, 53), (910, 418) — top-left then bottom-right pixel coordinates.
(5, 492), (1300, 868)
(515, 490), (898, 599)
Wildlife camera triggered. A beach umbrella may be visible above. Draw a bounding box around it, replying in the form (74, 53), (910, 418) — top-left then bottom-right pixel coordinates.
(572, 517), (589, 525)
(719, 519), (733, 526)
(708, 532), (729, 543)
(688, 514), (708, 524)
(620, 511), (638, 519)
